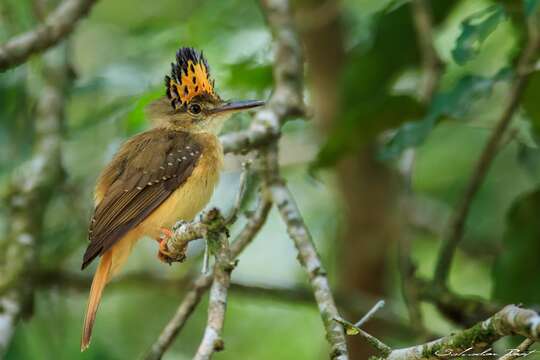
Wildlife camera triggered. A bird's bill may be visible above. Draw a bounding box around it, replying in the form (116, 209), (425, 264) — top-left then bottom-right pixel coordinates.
(210, 100), (265, 114)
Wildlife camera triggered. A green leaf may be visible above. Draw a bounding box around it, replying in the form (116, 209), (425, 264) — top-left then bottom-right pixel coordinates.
(381, 69), (512, 158)
(493, 188), (540, 304)
(452, 5), (507, 65)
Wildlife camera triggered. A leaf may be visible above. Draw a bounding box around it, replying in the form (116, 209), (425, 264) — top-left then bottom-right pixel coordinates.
(452, 5), (507, 65)
(492, 188), (540, 304)
(381, 69), (512, 159)
(310, 0), (456, 170)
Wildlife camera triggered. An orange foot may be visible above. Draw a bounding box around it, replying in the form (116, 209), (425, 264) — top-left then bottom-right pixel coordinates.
(156, 227), (187, 264)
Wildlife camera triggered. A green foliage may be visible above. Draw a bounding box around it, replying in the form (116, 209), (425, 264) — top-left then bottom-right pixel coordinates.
(316, 94), (424, 168)
(382, 69), (512, 159)
(451, 5), (508, 65)
(312, 0), (455, 169)
(493, 188), (540, 304)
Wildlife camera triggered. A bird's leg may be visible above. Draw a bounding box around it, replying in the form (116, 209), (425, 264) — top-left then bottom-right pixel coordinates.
(156, 227), (187, 264)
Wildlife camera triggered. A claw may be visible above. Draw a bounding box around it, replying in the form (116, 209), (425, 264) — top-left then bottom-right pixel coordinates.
(156, 227), (186, 264)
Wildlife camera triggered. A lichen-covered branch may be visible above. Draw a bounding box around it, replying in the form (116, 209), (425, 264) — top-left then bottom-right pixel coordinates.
(336, 304), (540, 360)
(0, 46), (71, 355)
(0, 0), (98, 71)
(434, 13), (540, 286)
(144, 197), (272, 360)
(193, 224), (233, 360)
(383, 305), (540, 360)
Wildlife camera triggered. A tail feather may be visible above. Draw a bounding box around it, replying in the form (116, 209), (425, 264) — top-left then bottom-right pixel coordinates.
(81, 251), (112, 352)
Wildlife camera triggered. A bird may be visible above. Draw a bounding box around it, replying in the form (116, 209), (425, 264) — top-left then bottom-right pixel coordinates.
(80, 47), (264, 351)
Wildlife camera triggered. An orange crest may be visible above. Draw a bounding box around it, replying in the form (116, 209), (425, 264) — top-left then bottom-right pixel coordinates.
(165, 47), (216, 110)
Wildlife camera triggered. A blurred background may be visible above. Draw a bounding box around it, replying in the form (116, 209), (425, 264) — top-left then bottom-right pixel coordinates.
(1, 0), (540, 359)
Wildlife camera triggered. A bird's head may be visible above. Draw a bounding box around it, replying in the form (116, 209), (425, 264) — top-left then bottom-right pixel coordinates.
(147, 47), (264, 133)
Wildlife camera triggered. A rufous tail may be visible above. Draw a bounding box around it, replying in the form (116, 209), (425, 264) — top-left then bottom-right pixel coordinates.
(81, 251), (112, 351)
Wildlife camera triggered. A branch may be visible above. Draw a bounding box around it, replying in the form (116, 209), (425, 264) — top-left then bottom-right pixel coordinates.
(263, 143), (349, 360)
(193, 220), (233, 360)
(414, 277), (499, 327)
(433, 17), (540, 286)
(335, 304), (540, 360)
(0, 46), (71, 355)
(144, 197), (272, 360)
(0, 0), (97, 71)
(383, 305), (540, 360)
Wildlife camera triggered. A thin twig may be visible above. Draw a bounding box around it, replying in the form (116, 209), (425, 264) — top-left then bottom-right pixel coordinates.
(225, 160), (252, 225)
(144, 197), (272, 360)
(0, 0), (98, 71)
(433, 19), (540, 286)
(333, 317), (391, 356)
(334, 300), (390, 356)
(355, 300), (385, 328)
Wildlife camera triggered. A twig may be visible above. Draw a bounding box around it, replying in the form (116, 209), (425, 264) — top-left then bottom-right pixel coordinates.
(498, 338), (536, 360)
(263, 143), (349, 360)
(433, 18), (540, 287)
(224, 160), (252, 225)
(333, 316), (391, 356)
(144, 197), (272, 360)
(355, 300), (385, 328)
(0, 0), (98, 71)
(334, 300), (390, 356)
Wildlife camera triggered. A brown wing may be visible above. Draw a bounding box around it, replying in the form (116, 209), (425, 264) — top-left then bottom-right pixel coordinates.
(82, 128), (203, 269)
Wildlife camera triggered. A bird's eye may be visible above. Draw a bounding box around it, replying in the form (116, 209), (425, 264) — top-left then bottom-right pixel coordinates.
(188, 103), (202, 115)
